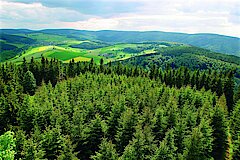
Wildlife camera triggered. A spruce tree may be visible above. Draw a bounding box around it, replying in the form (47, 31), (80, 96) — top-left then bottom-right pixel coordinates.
(120, 124), (156, 160)
(115, 108), (137, 153)
(184, 119), (213, 160)
(235, 85), (240, 103)
(232, 133), (240, 160)
(23, 71), (36, 95)
(100, 58), (104, 73)
(83, 114), (106, 159)
(211, 100), (228, 160)
(224, 71), (235, 112)
(152, 107), (168, 141)
(91, 138), (118, 160)
(152, 129), (177, 160)
(230, 100), (240, 142)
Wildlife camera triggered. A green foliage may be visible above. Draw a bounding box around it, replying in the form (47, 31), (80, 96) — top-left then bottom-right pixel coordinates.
(23, 71), (36, 95)
(120, 124), (156, 160)
(115, 108), (137, 153)
(183, 119), (213, 160)
(91, 138), (118, 160)
(0, 59), (238, 159)
(230, 100), (240, 140)
(152, 129), (177, 160)
(0, 131), (16, 160)
(211, 99), (228, 160)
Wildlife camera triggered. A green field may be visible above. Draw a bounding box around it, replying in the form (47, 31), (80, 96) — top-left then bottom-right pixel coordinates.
(9, 45), (90, 62)
(7, 41), (172, 64)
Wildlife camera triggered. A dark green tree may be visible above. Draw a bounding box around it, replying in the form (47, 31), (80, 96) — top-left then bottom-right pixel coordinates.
(120, 124), (156, 160)
(211, 99), (228, 160)
(100, 58), (104, 73)
(91, 138), (118, 160)
(152, 129), (177, 160)
(183, 119), (213, 160)
(115, 108), (137, 153)
(224, 71), (235, 111)
(23, 71), (36, 95)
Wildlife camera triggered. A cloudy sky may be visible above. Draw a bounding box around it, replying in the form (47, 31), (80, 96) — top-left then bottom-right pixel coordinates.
(0, 0), (239, 37)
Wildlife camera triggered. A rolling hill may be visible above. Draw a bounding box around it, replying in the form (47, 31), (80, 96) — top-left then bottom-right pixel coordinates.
(6, 41), (181, 64)
(115, 45), (240, 85)
(1, 29), (239, 62)
(1, 29), (240, 82)
(38, 29), (240, 56)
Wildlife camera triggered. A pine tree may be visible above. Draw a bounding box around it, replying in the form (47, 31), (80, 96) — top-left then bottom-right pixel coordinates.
(58, 135), (78, 160)
(106, 103), (125, 141)
(224, 71), (235, 112)
(83, 114), (106, 159)
(152, 129), (177, 160)
(232, 133), (240, 160)
(22, 57), (28, 73)
(100, 58), (104, 73)
(91, 138), (118, 160)
(184, 119), (213, 160)
(152, 107), (168, 141)
(230, 100), (240, 141)
(234, 85), (240, 103)
(174, 119), (188, 154)
(40, 126), (63, 159)
(216, 77), (223, 96)
(120, 124), (156, 160)
(211, 99), (228, 160)
(199, 72), (206, 89)
(150, 64), (157, 79)
(115, 108), (137, 153)
(23, 71), (36, 95)
(21, 136), (45, 159)
(166, 96), (179, 128)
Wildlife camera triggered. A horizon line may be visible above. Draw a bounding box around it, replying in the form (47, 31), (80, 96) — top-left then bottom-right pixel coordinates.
(1, 28), (239, 38)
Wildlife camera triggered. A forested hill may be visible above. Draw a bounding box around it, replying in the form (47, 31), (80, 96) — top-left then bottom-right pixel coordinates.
(75, 30), (240, 56)
(1, 29), (240, 56)
(115, 46), (240, 80)
(1, 59), (240, 159)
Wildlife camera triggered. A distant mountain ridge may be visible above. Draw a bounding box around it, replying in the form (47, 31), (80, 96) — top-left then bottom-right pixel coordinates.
(1, 29), (240, 57)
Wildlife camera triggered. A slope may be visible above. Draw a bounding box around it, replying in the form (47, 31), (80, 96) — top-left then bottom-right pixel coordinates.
(1, 29), (239, 57)
(39, 29), (240, 56)
(115, 45), (240, 80)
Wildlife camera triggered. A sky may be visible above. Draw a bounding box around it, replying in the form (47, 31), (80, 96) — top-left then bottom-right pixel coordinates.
(0, 0), (239, 37)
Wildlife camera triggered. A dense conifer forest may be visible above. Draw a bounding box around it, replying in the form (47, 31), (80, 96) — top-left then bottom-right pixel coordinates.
(0, 57), (240, 159)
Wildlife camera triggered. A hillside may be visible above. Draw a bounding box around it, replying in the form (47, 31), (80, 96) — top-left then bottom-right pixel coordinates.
(1, 29), (239, 83)
(37, 29), (240, 56)
(1, 29), (239, 61)
(2, 32), (239, 83)
(117, 46), (240, 69)
(114, 46), (240, 82)
(5, 40), (181, 64)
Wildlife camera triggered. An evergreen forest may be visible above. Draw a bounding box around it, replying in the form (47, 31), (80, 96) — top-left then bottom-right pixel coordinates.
(0, 57), (240, 159)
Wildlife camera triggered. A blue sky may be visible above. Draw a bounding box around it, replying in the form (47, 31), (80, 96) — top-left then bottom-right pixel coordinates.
(0, 0), (239, 37)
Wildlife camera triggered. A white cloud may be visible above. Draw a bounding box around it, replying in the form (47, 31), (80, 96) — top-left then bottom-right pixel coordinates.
(56, 18), (120, 30)
(0, 1), (92, 26)
(0, 0), (239, 37)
